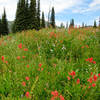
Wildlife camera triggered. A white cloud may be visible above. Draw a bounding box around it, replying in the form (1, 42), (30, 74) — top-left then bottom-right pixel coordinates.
(89, 0), (100, 7)
(41, 0), (82, 14)
(0, 0), (99, 26)
(73, 6), (100, 13)
(0, 0), (17, 20)
(73, 0), (100, 13)
(0, 0), (83, 20)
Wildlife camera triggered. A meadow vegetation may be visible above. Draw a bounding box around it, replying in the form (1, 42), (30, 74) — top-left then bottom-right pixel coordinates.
(0, 27), (100, 100)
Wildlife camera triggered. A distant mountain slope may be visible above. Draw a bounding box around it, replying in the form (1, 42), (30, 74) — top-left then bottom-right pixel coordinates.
(8, 21), (14, 33)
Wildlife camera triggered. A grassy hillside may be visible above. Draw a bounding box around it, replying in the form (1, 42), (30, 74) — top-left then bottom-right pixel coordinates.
(0, 28), (100, 100)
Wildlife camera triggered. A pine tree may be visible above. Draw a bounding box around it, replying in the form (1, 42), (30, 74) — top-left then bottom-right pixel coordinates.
(50, 7), (55, 28)
(2, 9), (9, 35)
(19, 0), (26, 30)
(85, 24), (87, 27)
(0, 18), (2, 36)
(29, 0), (37, 29)
(13, 0), (26, 32)
(13, 0), (22, 32)
(70, 19), (74, 28)
(99, 17), (100, 27)
(41, 12), (45, 28)
(60, 23), (65, 28)
(94, 20), (97, 28)
(24, 0), (30, 30)
(82, 22), (84, 28)
(37, 0), (40, 30)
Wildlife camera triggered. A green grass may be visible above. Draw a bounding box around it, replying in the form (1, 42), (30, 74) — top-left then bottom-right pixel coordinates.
(0, 28), (100, 100)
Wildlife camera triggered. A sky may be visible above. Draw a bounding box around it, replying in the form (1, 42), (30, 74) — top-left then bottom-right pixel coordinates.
(0, 0), (100, 26)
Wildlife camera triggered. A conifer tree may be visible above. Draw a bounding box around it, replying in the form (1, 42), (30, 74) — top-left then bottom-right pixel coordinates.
(19, 0), (26, 30)
(0, 18), (2, 36)
(60, 23), (65, 28)
(70, 19), (74, 28)
(50, 7), (55, 28)
(29, 0), (37, 29)
(24, 0), (30, 30)
(94, 20), (97, 28)
(82, 22), (84, 28)
(14, 0), (22, 32)
(14, 0), (26, 32)
(99, 17), (100, 27)
(2, 9), (9, 35)
(41, 12), (45, 28)
(37, 0), (40, 30)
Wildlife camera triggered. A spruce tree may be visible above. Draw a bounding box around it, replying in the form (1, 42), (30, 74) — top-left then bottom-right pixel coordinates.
(99, 17), (100, 27)
(41, 12), (45, 28)
(14, 0), (22, 32)
(2, 9), (9, 35)
(50, 7), (55, 28)
(37, 0), (40, 30)
(70, 19), (74, 28)
(0, 18), (2, 36)
(60, 23), (65, 28)
(70, 19), (74, 27)
(19, 0), (26, 30)
(14, 0), (26, 32)
(94, 20), (97, 28)
(24, 0), (30, 30)
(29, 0), (37, 29)
(82, 22), (84, 28)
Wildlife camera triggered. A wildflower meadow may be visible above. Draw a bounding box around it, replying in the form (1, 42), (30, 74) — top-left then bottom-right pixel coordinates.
(0, 27), (100, 100)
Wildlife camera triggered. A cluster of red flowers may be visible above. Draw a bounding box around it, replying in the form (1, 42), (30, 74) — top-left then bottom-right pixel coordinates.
(25, 92), (30, 98)
(67, 71), (80, 84)
(16, 56), (26, 60)
(18, 43), (31, 98)
(86, 57), (96, 64)
(18, 43), (28, 51)
(81, 45), (89, 48)
(50, 32), (56, 38)
(87, 73), (100, 88)
(22, 76), (30, 98)
(1, 56), (8, 64)
(68, 71), (76, 79)
(51, 90), (64, 100)
(38, 63), (43, 71)
(18, 43), (22, 49)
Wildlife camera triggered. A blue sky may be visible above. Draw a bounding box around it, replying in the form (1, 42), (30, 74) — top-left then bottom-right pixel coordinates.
(0, 0), (100, 26)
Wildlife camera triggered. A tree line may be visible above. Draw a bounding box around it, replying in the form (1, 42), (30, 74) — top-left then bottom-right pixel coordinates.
(0, 9), (9, 36)
(12, 0), (55, 33)
(0, 0), (100, 36)
(0, 0), (55, 36)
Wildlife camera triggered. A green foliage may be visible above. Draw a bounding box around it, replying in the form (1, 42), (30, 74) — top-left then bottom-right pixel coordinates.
(13, 0), (38, 32)
(14, 0), (27, 32)
(41, 12), (45, 28)
(70, 19), (74, 28)
(24, 0), (30, 30)
(0, 28), (100, 99)
(93, 20), (97, 28)
(13, 0), (22, 32)
(0, 19), (2, 36)
(82, 22), (84, 28)
(37, 0), (40, 30)
(29, 0), (37, 29)
(1, 9), (9, 35)
(50, 7), (55, 28)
